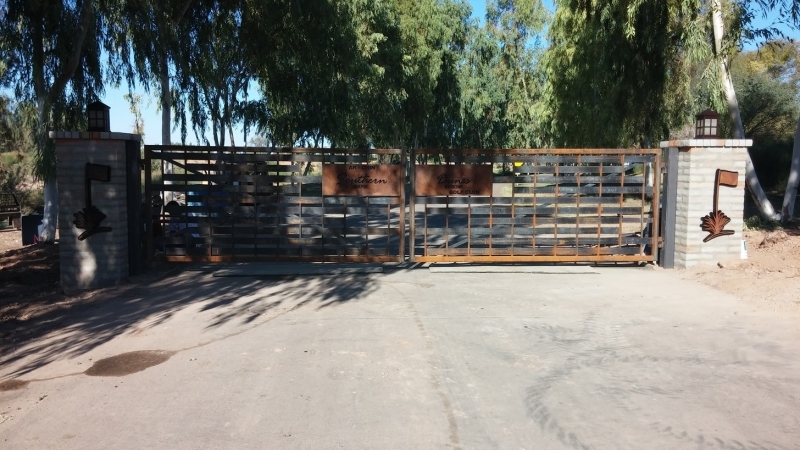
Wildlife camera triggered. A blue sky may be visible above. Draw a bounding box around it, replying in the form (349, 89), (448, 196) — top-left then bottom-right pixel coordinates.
(103, 0), (798, 146)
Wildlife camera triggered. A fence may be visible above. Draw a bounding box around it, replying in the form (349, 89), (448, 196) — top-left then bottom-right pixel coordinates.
(145, 146), (405, 262)
(144, 146), (659, 264)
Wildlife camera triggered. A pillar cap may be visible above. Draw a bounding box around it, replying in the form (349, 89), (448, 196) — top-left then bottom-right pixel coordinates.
(659, 139), (752, 148)
(49, 131), (142, 141)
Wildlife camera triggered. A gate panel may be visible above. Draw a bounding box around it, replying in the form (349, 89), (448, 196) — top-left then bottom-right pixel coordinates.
(410, 149), (660, 263)
(145, 146), (404, 262)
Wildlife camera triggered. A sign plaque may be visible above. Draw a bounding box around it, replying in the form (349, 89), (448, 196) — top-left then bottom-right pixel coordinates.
(415, 165), (493, 196)
(322, 164), (403, 197)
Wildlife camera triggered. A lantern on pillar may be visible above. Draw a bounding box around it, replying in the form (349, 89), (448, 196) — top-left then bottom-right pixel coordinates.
(87, 101), (110, 132)
(695, 109), (720, 138)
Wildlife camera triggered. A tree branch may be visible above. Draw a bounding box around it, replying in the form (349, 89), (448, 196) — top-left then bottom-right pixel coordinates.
(49, 0), (94, 104)
(175, 0), (196, 24)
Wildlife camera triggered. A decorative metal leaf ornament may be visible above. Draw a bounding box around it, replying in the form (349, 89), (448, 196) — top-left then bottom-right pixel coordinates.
(700, 169), (738, 243)
(701, 210), (734, 242)
(73, 162), (113, 240)
(73, 205), (111, 241)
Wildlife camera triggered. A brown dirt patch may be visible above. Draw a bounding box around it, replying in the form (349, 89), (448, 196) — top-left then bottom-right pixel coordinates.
(84, 350), (174, 377)
(0, 379), (30, 391)
(683, 228), (800, 314)
(0, 234), (108, 349)
(0, 227), (23, 252)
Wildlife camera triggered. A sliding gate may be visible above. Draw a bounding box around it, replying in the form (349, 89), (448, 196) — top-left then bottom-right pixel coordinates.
(410, 149), (660, 263)
(145, 146), (405, 262)
(144, 146), (659, 264)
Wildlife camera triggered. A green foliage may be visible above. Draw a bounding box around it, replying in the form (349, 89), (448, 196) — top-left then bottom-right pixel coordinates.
(458, 0), (549, 149)
(173, 4), (252, 146)
(0, 0), (121, 180)
(0, 95), (40, 213)
(743, 215), (783, 231)
(732, 40), (800, 189)
(544, 0), (700, 148)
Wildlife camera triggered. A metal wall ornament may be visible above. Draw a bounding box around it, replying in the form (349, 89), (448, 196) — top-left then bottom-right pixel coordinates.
(700, 169), (738, 242)
(73, 163), (112, 240)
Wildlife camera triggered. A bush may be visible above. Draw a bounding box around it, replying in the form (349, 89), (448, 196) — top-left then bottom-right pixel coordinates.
(749, 137), (794, 191)
(744, 215), (783, 231)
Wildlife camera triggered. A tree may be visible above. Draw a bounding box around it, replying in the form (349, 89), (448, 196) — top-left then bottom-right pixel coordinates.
(173, 4), (251, 146)
(459, 0), (548, 150)
(0, 95), (38, 211)
(241, 0), (401, 148)
(732, 42), (799, 192)
(118, 0), (195, 146)
(710, 0), (780, 220)
(544, 0), (694, 148)
(0, 0), (112, 242)
(707, 0), (800, 221)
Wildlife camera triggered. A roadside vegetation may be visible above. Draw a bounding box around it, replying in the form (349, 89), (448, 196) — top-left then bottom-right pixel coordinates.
(0, 0), (799, 238)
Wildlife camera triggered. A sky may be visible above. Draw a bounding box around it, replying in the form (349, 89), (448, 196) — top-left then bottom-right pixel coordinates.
(102, 0), (799, 146)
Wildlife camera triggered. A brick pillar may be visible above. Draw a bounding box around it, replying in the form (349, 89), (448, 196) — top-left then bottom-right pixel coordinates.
(51, 131), (141, 291)
(660, 139), (751, 269)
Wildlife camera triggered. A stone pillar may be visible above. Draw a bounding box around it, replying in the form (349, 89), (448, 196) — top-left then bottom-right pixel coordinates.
(659, 139), (751, 269)
(51, 131), (141, 291)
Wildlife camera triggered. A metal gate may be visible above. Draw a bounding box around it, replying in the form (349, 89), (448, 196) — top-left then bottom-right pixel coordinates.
(144, 146), (659, 264)
(409, 149), (660, 263)
(144, 146), (405, 262)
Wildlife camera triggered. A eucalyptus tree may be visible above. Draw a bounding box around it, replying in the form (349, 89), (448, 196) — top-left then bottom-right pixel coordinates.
(486, 0), (548, 148)
(458, 22), (509, 149)
(241, 0), (396, 148)
(699, 0), (800, 221)
(544, 0), (693, 148)
(119, 0), (195, 146)
(392, 0), (470, 150)
(458, 0), (548, 150)
(0, 0), (118, 242)
(240, 0), (469, 151)
(173, 3), (251, 146)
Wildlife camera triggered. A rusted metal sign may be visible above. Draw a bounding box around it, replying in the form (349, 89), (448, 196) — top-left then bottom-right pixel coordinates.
(701, 169), (738, 242)
(322, 164), (403, 197)
(415, 165), (493, 196)
(73, 162), (112, 240)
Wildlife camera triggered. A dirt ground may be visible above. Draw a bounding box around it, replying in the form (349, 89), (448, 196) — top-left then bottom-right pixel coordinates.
(0, 226), (98, 349)
(682, 228), (800, 315)
(1, 222), (799, 349)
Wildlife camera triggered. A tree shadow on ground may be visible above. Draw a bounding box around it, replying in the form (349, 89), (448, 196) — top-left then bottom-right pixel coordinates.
(0, 262), (383, 378)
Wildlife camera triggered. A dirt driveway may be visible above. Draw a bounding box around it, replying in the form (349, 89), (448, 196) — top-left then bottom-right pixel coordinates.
(1, 260), (799, 449)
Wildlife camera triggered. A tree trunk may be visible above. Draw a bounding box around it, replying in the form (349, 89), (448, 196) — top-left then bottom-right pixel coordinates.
(781, 118), (800, 222)
(160, 57), (173, 202)
(39, 180), (58, 241)
(160, 59), (171, 146)
(37, 98), (58, 243)
(712, 0), (779, 221)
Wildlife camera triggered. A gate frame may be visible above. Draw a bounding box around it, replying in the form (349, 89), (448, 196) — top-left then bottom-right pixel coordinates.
(407, 148), (661, 264)
(144, 145), (406, 263)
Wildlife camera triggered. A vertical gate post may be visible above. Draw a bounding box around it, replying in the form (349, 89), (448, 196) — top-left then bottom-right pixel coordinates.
(126, 140), (143, 275)
(52, 131), (142, 292)
(399, 147), (407, 263)
(659, 139), (751, 268)
(660, 147), (678, 268)
(144, 145), (153, 264)
(408, 148), (416, 263)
